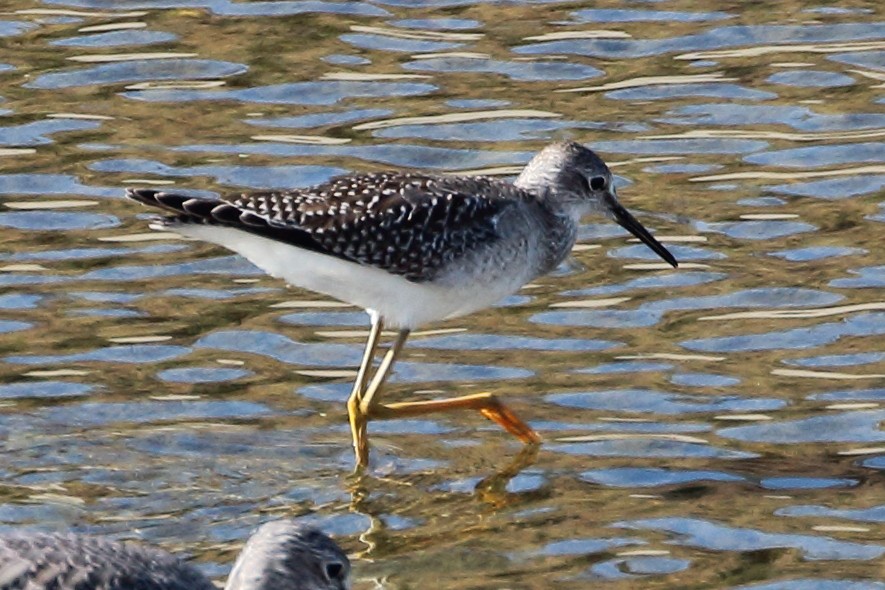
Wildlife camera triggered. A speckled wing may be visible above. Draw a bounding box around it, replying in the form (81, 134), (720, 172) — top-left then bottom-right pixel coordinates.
(128, 173), (527, 282)
(0, 532), (215, 590)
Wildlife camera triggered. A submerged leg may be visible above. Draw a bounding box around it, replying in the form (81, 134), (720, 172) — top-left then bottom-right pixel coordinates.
(346, 327), (539, 467)
(369, 392), (541, 445)
(346, 316), (385, 467)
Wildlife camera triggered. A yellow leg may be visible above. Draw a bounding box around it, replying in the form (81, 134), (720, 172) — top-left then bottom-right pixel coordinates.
(351, 314), (384, 400)
(347, 315), (384, 467)
(346, 325), (540, 467)
(369, 392), (541, 445)
(359, 329), (410, 415)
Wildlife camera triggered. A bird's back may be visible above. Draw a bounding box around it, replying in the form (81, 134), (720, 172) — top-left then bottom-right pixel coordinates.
(128, 171), (538, 283)
(0, 532), (215, 590)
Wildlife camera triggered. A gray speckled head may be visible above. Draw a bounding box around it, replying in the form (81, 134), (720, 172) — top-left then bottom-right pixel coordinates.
(514, 141), (613, 210)
(515, 141), (677, 267)
(224, 520), (350, 590)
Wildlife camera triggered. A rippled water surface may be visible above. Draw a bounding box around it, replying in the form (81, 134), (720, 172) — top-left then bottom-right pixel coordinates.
(0, 1), (883, 588)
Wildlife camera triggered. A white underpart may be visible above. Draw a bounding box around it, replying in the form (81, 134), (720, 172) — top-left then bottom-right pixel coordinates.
(166, 223), (530, 329)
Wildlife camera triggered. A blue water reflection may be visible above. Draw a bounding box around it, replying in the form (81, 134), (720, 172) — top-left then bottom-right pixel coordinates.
(0, 118), (103, 145)
(124, 80), (437, 105)
(92, 159), (345, 189)
(569, 8), (732, 23)
(766, 70), (856, 88)
(719, 411), (885, 444)
(516, 23), (885, 59)
(6, 345), (191, 365)
(403, 57), (603, 81)
(27, 60), (248, 89)
(51, 30), (179, 47)
(547, 388), (785, 414)
(1, 1), (882, 587)
(580, 468), (743, 488)
(0, 211), (120, 231)
(745, 143), (885, 168)
(660, 104), (885, 132)
(615, 518), (883, 560)
(683, 313), (885, 352)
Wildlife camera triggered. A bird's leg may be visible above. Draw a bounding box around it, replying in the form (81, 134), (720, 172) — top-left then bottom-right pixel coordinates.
(359, 329), (411, 416)
(368, 392), (541, 445)
(349, 328), (540, 465)
(350, 315), (385, 402)
(347, 316), (385, 467)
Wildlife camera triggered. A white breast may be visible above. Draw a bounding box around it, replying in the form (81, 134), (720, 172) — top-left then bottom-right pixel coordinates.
(166, 224), (531, 329)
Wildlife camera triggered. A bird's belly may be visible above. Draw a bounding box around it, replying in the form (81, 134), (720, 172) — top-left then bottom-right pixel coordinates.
(169, 225), (531, 329)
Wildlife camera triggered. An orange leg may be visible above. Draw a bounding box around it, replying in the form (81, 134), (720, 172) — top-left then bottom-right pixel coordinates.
(347, 325), (540, 468)
(369, 392), (541, 445)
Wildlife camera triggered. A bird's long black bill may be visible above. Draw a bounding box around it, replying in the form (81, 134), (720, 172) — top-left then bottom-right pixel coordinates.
(610, 200), (678, 268)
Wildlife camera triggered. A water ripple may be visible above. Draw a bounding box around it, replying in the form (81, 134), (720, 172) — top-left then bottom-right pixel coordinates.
(516, 23), (885, 59)
(547, 388), (785, 414)
(6, 345), (191, 366)
(411, 333), (620, 352)
(766, 70), (856, 88)
(586, 556), (691, 579)
(403, 56), (602, 81)
(662, 104), (885, 132)
(548, 439), (756, 459)
(33, 0), (389, 17)
(718, 410), (885, 444)
(777, 504), (885, 523)
(0, 119), (103, 146)
(92, 159), (345, 189)
(580, 467), (743, 488)
(745, 142), (885, 168)
(569, 8), (732, 23)
(195, 330), (360, 367)
(124, 81), (437, 105)
(615, 517), (884, 561)
(79, 256), (261, 281)
(733, 580), (885, 589)
(535, 288), (841, 328)
(51, 30), (179, 48)
(682, 312), (885, 352)
(0, 381), (94, 399)
(0, 211), (119, 231)
(607, 83), (774, 101)
(26, 59), (248, 89)
(340, 33), (461, 53)
(157, 367), (254, 383)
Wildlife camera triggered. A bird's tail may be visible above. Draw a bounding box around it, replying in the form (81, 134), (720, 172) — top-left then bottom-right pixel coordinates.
(125, 188), (264, 227)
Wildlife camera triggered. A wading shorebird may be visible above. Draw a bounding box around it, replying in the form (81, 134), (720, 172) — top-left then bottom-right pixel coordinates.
(127, 141), (677, 467)
(0, 520), (350, 590)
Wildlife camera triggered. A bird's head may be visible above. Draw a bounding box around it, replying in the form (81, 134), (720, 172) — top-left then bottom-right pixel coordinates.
(516, 141), (678, 268)
(225, 520), (350, 590)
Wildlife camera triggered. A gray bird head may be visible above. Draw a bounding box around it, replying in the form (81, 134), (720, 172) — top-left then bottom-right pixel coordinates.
(515, 141), (677, 268)
(224, 520), (350, 590)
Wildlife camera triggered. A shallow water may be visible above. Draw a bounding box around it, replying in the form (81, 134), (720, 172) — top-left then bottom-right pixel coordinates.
(0, 1), (883, 588)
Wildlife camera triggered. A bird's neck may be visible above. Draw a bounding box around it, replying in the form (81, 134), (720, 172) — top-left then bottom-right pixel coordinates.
(514, 172), (588, 273)
(534, 197), (580, 275)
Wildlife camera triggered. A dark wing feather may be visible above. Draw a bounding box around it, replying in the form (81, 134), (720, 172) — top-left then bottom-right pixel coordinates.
(0, 532), (215, 590)
(127, 172), (528, 282)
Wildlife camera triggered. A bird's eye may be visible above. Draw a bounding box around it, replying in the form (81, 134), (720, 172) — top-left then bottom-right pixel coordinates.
(589, 176), (606, 191)
(325, 561), (346, 581)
